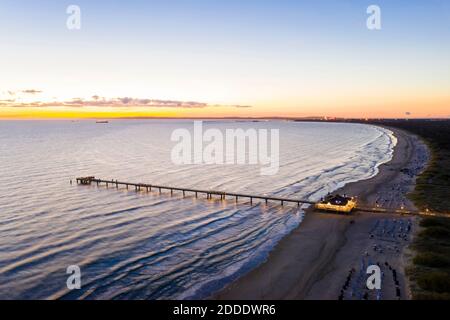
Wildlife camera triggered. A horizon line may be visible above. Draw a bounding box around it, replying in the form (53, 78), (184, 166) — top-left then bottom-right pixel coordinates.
(1, 116), (449, 121)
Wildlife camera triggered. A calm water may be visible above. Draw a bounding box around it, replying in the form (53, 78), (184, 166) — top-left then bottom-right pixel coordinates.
(0, 120), (396, 299)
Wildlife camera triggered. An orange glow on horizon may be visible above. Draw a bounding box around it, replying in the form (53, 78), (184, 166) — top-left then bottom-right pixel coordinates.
(0, 94), (449, 120)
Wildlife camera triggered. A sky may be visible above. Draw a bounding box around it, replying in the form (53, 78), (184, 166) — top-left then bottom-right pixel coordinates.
(0, 0), (449, 119)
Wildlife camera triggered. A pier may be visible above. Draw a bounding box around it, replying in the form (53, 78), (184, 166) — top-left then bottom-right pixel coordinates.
(74, 176), (450, 217)
(75, 176), (314, 207)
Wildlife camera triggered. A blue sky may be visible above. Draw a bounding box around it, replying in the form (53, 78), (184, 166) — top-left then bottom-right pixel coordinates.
(0, 0), (449, 118)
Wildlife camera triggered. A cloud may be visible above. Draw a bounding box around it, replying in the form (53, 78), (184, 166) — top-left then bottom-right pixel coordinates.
(405, 111), (411, 115)
(22, 89), (42, 94)
(232, 105), (252, 108)
(66, 97), (210, 108)
(1, 96), (252, 109)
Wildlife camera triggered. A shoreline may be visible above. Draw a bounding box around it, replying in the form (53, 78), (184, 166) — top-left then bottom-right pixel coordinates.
(213, 126), (429, 300)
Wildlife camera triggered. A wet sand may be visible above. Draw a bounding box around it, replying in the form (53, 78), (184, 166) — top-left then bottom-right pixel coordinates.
(213, 126), (429, 300)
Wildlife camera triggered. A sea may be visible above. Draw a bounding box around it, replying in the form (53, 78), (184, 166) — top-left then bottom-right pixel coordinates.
(0, 120), (396, 299)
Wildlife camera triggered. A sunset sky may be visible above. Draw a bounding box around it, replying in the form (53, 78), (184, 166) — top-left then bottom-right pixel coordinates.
(0, 0), (449, 119)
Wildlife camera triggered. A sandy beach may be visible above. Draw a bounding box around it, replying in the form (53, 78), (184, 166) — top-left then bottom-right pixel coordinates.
(213, 126), (429, 300)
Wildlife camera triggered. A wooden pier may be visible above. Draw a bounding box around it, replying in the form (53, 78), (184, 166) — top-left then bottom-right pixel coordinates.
(74, 176), (450, 217)
(75, 176), (315, 207)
